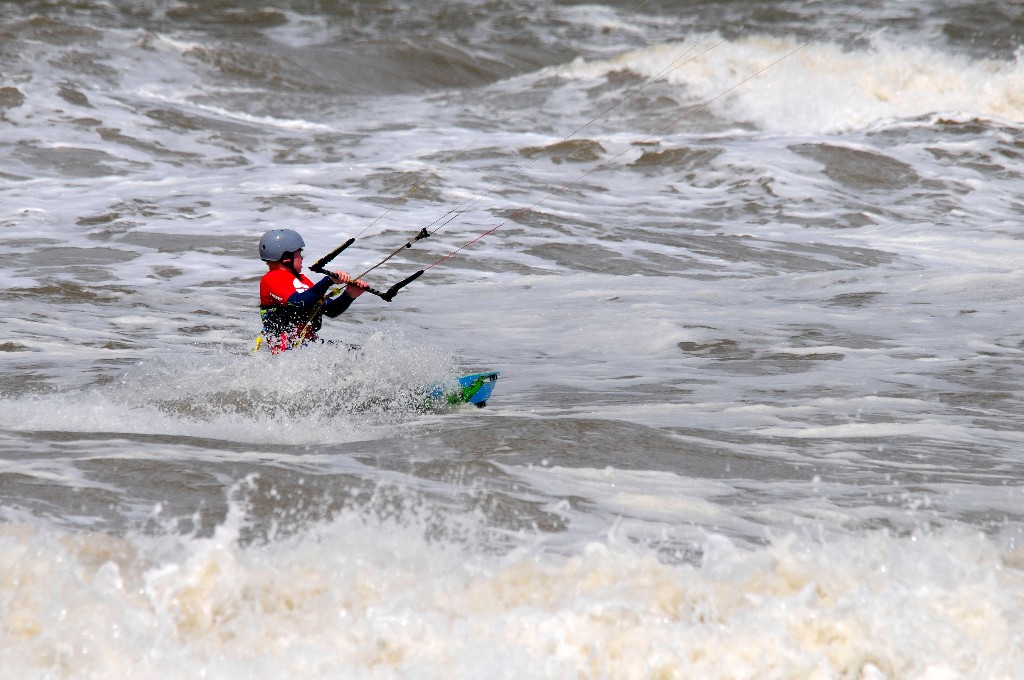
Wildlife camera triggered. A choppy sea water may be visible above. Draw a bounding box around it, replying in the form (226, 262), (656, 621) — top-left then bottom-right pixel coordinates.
(3, 0), (1024, 677)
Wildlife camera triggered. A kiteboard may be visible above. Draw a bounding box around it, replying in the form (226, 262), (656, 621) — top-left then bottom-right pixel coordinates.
(427, 371), (500, 408)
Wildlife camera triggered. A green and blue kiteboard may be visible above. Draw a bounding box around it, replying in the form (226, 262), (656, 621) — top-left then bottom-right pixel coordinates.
(428, 371), (500, 408)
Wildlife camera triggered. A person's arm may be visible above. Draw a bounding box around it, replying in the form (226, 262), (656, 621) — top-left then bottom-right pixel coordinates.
(323, 281), (367, 318)
(323, 291), (355, 318)
(284, 276), (333, 312)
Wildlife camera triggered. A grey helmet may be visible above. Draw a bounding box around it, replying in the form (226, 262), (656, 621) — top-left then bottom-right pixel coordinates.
(259, 229), (305, 261)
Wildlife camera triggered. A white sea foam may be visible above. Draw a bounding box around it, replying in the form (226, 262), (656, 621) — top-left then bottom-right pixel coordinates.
(564, 32), (1024, 133)
(2, 508), (1023, 679)
(0, 332), (460, 445)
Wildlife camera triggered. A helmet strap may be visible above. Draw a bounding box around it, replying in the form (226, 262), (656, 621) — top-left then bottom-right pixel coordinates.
(281, 252), (301, 278)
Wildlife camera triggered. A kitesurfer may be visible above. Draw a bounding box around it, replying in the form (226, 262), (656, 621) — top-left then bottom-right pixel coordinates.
(258, 228), (367, 354)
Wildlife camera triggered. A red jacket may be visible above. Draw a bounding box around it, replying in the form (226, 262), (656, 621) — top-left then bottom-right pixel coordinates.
(258, 263), (355, 353)
(260, 263), (314, 307)
(259, 263), (323, 352)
